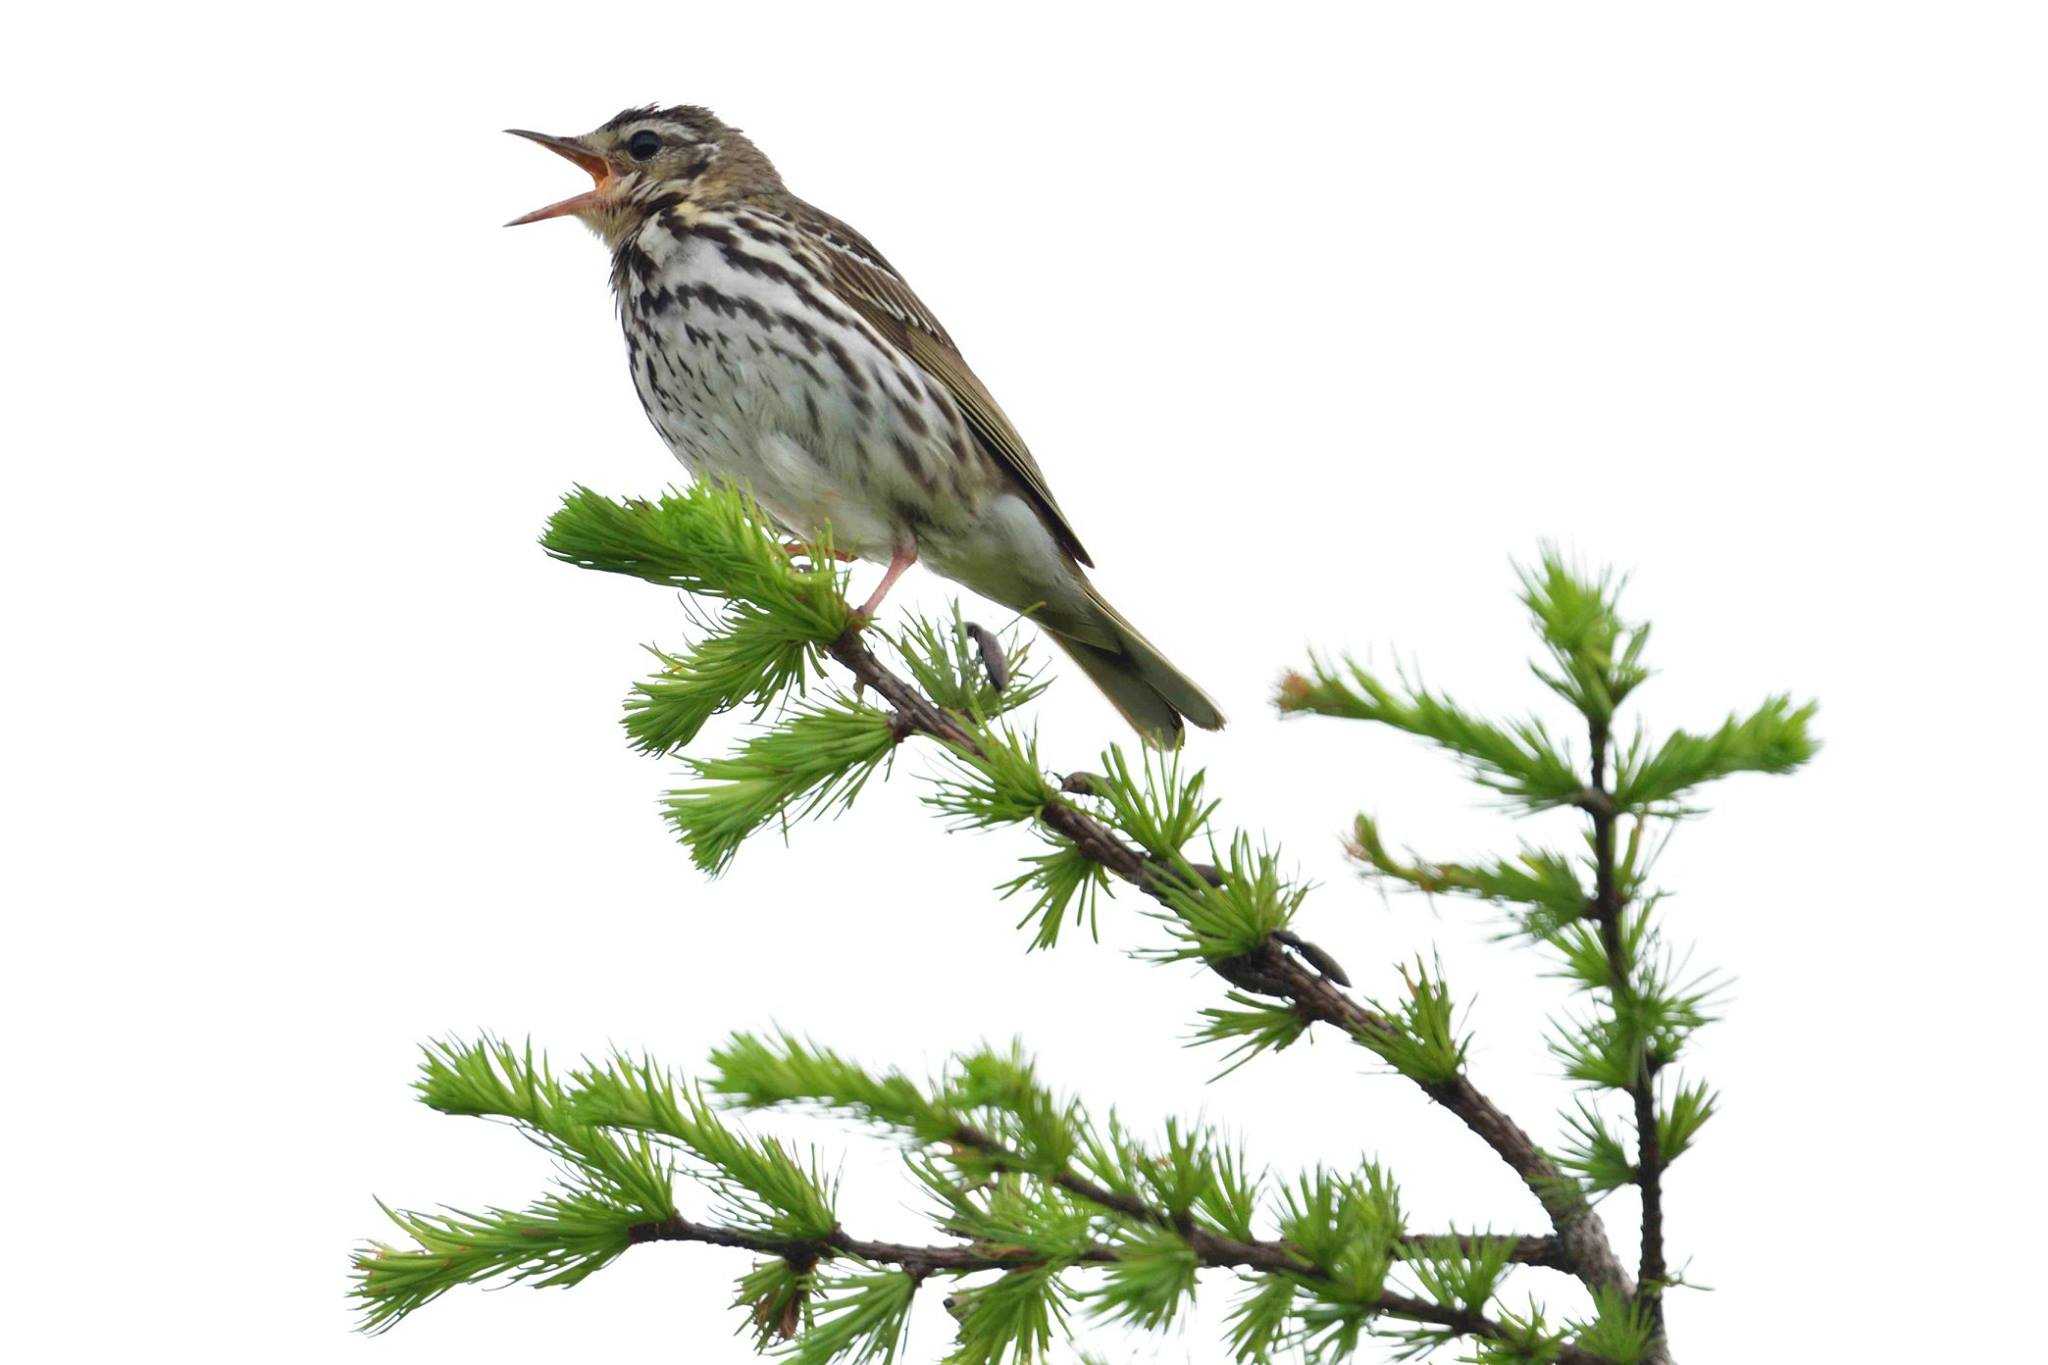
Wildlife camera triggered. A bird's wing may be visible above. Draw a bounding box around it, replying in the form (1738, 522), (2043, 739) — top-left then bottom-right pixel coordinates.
(788, 200), (1095, 567)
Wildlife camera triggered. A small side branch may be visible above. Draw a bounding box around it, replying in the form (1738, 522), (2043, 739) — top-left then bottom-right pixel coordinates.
(625, 1207), (1592, 1359)
(949, 1120), (1569, 1278)
(624, 1213), (1119, 1274)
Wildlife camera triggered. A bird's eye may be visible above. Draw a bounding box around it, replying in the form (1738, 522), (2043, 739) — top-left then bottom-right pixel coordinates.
(626, 130), (663, 160)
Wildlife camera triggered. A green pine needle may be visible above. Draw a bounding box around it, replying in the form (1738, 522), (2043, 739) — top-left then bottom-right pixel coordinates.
(925, 723), (1058, 829)
(352, 1192), (640, 1332)
(415, 1035), (563, 1125)
(1090, 1227), (1198, 1331)
(1555, 1100), (1636, 1195)
(624, 604), (822, 756)
(566, 1051), (839, 1240)
(704, 1035), (1088, 1184)
(1195, 992), (1313, 1076)
(1224, 1273), (1299, 1362)
(355, 1039), (682, 1332)
(1137, 1119), (1226, 1220)
(946, 1265), (1071, 1365)
(1656, 1077), (1718, 1163)
(891, 605), (1048, 721)
(737, 1256), (813, 1348)
(1542, 907), (1652, 996)
(788, 1271), (917, 1365)
(997, 837), (1110, 951)
(1469, 1298), (1572, 1364)
(911, 1159), (1098, 1263)
(1613, 695), (1820, 812)
(1516, 547), (1652, 724)
(706, 1031), (955, 1143)
(1293, 1295), (1379, 1362)
(542, 482), (850, 640)
(1404, 1231), (1516, 1316)
(1147, 834), (1307, 964)
(1550, 938), (1719, 1087)
(941, 1045), (1081, 1176)
(1195, 1144), (1264, 1243)
(1277, 658), (1586, 811)
(1276, 1165), (1403, 1283)
(1569, 1286), (1657, 1363)
(663, 694), (896, 873)
(1355, 958), (1470, 1085)
(1088, 746), (1217, 858)
(1349, 815), (1590, 938)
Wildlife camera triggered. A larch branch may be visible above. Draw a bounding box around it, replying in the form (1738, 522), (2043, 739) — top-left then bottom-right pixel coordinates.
(822, 623), (1634, 1301)
(625, 1196), (1591, 1359)
(1588, 716), (1671, 1364)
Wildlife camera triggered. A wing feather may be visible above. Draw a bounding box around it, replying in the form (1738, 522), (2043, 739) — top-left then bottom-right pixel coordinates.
(788, 201), (1095, 567)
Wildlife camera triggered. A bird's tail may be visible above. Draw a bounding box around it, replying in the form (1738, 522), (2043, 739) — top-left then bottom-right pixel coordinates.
(1043, 586), (1225, 747)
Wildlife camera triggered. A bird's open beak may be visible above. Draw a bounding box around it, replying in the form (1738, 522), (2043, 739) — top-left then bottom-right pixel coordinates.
(504, 129), (611, 226)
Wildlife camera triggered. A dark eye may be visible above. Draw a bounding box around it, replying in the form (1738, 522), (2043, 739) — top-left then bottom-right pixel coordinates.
(626, 130), (662, 160)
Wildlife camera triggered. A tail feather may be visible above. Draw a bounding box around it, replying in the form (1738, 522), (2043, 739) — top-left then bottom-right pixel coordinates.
(1045, 588), (1225, 746)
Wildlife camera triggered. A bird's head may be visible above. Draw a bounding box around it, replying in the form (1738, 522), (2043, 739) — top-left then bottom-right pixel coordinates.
(505, 105), (779, 245)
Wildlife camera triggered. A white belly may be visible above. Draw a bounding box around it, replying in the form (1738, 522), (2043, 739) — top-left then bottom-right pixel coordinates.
(617, 217), (990, 564)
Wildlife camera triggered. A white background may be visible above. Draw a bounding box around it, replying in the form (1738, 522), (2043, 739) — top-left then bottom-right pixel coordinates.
(5, 2), (2043, 1359)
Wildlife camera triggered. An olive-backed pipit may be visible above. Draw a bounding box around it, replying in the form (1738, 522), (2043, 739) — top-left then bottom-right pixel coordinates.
(509, 106), (1223, 742)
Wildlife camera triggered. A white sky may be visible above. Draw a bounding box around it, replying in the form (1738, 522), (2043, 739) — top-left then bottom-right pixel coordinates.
(5, 2), (2043, 1360)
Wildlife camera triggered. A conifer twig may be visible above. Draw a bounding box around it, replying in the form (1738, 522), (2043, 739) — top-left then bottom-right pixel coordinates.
(1588, 717), (1668, 1350)
(944, 1119), (1565, 1274)
(620, 1211), (1597, 1359)
(822, 622), (1635, 1301)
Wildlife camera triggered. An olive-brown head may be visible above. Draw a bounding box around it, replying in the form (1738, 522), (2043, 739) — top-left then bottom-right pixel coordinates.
(505, 105), (780, 245)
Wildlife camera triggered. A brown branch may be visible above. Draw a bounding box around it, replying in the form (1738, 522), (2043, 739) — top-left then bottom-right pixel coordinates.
(823, 624), (1634, 1302)
(949, 1121), (1569, 1279)
(625, 1212), (1118, 1274)
(1588, 718), (1670, 1360)
(625, 1209), (1593, 1359)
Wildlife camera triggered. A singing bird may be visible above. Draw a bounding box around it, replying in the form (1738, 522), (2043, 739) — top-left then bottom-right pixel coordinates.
(507, 105), (1223, 743)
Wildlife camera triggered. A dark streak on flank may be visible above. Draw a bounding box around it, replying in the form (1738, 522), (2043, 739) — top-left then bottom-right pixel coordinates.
(821, 335), (869, 392)
(893, 434), (937, 492)
(890, 396), (929, 438)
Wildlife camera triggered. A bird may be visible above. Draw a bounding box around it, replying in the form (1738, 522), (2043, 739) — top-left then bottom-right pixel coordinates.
(507, 105), (1224, 743)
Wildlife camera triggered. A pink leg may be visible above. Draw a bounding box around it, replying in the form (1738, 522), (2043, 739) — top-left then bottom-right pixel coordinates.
(857, 544), (918, 618)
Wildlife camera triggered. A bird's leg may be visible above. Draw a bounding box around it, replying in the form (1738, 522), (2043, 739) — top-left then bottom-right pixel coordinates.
(856, 544), (918, 619)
